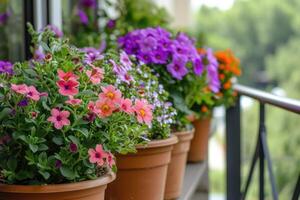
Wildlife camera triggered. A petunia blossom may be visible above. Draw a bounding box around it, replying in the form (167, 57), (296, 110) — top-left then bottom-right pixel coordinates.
(47, 108), (70, 129)
(86, 65), (104, 84)
(57, 79), (79, 96)
(57, 69), (78, 81)
(133, 99), (153, 125)
(77, 9), (88, 25)
(26, 86), (41, 101)
(88, 144), (106, 166)
(166, 56), (188, 80)
(105, 152), (115, 167)
(119, 98), (134, 114)
(11, 84), (28, 95)
(95, 99), (116, 118)
(66, 96), (82, 106)
(99, 85), (122, 104)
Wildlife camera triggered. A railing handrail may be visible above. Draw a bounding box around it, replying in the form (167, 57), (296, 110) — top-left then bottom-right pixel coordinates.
(234, 84), (300, 114)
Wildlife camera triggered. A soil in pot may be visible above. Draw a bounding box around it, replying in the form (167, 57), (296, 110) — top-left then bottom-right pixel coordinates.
(0, 173), (115, 200)
(188, 117), (211, 162)
(164, 129), (194, 200)
(105, 135), (178, 200)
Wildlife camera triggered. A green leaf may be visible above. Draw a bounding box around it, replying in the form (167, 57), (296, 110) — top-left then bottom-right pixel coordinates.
(29, 144), (39, 153)
(68, 135), (79, 145)
(72, 128), (89, 138)
(7, 158), (17, 171)
(60, 166), (76, 179)
(0, 108), (12, 121)
(24, 68), (37, 77)
(40, 41), (51, 52)
(52, 136), (63, 145)
(42, 101), (51, 111)
(38, 144), (49, 151)
(39, 170), (50, 180)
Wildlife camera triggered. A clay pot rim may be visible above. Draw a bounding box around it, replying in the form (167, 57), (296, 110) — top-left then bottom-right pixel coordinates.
(136, 134), (178, 149)
(0, 172), (115, 193)
(172, 128), (195, 136)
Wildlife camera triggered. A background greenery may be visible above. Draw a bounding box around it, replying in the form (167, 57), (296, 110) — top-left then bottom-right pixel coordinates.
(192, 0), (300, 199)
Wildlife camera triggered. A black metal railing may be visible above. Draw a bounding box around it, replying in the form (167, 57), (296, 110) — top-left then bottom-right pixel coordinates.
(226, 84), (300, 200)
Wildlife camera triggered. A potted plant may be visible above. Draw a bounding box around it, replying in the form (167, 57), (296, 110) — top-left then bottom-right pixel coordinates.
(214, 49), (241, 107)
(0, 26), (151, 200)
(185, 47), (220, 162)
(78, 48), (178, 200)
(117, 27), (212, 199)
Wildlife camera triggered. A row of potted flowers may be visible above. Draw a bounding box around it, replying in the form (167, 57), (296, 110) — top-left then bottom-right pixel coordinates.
(0, 24), (241, 200)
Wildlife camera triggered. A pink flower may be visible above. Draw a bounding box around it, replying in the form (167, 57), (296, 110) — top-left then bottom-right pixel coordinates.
(57, 79), (79, 96)
(133, 99), (153, 125)
(87, 101), (96, 112)
(47, 108), (70, 129)
(98, 85), (122, 103)
(105, 152), (115, 167)
(86, 66), (104, 84)
(11, 84), (28, 95)
(88, 144), (106, 166)
(95, 99), (116, 118)
(26, 86), (40, 101)
(57, 69), (78, 81)
(119, 98), (133, 114)
(66, 96), (82, 106)
(40, 92), (48, 97)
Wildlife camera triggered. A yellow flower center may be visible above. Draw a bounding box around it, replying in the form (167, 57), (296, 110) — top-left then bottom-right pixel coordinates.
(139, 109), (146, 117)
(106, 92), (114, 99)
(102, 104), (110, 111)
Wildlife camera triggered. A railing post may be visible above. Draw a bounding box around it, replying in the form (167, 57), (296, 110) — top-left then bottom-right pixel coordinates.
(259, 103), (265, 200)
(24, 0), (35, 60)
(226, 95), (241, 200)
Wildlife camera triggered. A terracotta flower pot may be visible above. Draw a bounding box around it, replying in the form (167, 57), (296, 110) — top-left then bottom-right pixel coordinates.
(106, 135), (178, 200)
(0, 173), (115, 200)
(164, 129), (194, 200)
(187, 117), (211, 162)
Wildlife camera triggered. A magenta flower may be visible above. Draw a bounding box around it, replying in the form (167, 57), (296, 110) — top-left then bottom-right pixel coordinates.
(47, 108), (71, 129)
(57, 79), (79, 96)
(0, 11), (10, 25)
(106, 19), (116, 29)
(88, 144), (106, 166)
(26, 86), (41, 101)
(133, 99), (153, 125)
(55, 160), (62, 168)
(69, 143), (78, 153)
(77, 9), (88, 25)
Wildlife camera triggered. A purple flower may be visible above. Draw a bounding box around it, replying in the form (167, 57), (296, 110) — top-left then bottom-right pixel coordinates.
(17, 99), (29, 107)
(193, 57), (203, 76)
(79, 0), (96, 8)
(0, 61), (13, 75)
(118, 27), (200, 79)
(167, 56), (188, 80)
(33, 49), (45, 62)
(81, 47), (103, 64)
(120, 51), (132, 70)
(69, 143), (78, 153)
(77, 9), (88, 25)
(107, 19), (116, 29)
(45, 25), (63, 38)
(201, 48), (220, 93)
(55, 160), (62, 168)
(0, 11), (10, 25)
